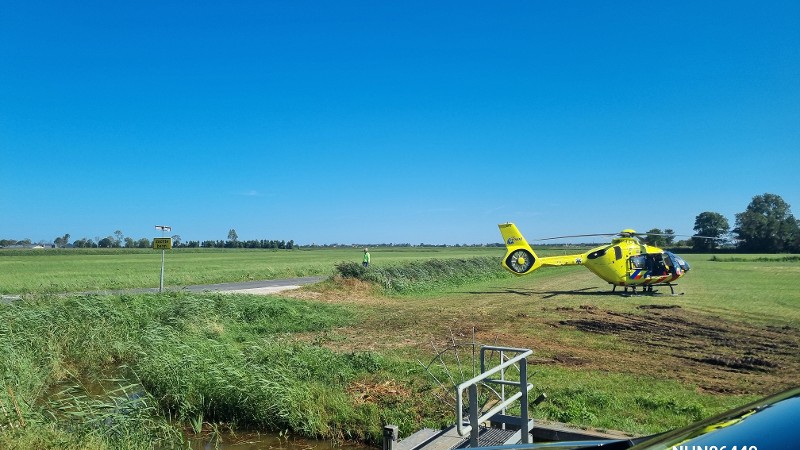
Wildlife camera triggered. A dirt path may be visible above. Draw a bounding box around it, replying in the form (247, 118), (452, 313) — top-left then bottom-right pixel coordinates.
(182, 276), (325, 294)
(78, 276), (327, 296)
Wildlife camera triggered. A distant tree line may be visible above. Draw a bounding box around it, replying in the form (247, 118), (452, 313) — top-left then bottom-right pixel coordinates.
(692, 193), (799, 253)
(194, 239), (295, 249)
(645, 193), (799, 253)
(2, 193), (798, 253)
(303, 243), (505, 248)
(1, 228), (295, 250)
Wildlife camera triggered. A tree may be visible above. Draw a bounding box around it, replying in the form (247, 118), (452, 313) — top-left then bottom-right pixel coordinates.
(227, 229), (239, 247)
(73, 238), (95, 248)
(693, 212), (729, 251)
(663, 229), (675, 246)
(124, 237), (135, 248)
(98, 236), (114, 248)
(172, 235), (182, 246)
(136, 238), (151, 248)
(54, 233), (71, 248)
(644, 228), (667, 247)
(114, 230), (124, 247)
(734, 193), (798, 253)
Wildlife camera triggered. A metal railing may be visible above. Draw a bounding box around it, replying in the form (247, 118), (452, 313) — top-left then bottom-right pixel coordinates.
(455, 345), (533, 447)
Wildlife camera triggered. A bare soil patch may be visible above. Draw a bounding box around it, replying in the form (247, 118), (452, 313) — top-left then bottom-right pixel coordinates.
(554, 304), (800, 394)
(287, 274), (799, 396)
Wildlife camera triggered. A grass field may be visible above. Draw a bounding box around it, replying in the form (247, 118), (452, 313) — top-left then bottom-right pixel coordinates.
(296, 252), (799, 431)
(1, 247), (798, 449)
(0, 246), (504, 294)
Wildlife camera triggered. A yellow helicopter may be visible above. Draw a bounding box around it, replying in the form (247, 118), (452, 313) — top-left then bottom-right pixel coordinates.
(498, 223), (695, 295)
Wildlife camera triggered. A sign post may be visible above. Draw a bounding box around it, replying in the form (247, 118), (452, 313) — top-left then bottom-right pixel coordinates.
(154, 225), (172, 293)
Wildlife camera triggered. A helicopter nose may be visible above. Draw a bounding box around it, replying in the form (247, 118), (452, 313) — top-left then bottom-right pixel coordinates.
(668, 252), (690, 272)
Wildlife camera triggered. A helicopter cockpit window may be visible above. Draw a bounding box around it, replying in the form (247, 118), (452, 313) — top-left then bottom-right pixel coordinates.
(629, 255), (646, 269)
(645, 254), (670, 275)
(666, 252), (691, 272)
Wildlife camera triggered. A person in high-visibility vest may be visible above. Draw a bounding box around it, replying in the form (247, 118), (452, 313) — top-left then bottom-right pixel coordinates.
(363, 248), (371, 267)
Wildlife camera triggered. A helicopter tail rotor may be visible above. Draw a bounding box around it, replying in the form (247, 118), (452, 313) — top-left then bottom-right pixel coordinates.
(498, 223), (542, 275)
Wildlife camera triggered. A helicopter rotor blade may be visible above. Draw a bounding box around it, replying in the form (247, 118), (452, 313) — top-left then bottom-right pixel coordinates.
(634, 232), (724, 240)
(532, 231), (726, 241)
(687, 235), (726, 240)
(533, 233), (619, 241)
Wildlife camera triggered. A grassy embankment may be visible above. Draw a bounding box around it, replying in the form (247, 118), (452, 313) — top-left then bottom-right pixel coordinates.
(1, 248), (798, 449)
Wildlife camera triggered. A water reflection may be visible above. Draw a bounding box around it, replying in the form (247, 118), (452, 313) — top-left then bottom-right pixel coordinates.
(48, 375), (370, 450)
(185, 431), (369, 450)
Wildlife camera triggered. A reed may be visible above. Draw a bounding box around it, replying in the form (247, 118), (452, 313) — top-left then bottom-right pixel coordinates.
(0, 292), (404, 447)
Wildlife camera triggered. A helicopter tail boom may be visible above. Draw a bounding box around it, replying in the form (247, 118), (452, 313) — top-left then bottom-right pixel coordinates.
(499, 223), (543, 275)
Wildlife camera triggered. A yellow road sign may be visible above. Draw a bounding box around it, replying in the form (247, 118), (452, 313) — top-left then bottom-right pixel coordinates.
(153, 237), (172, 249)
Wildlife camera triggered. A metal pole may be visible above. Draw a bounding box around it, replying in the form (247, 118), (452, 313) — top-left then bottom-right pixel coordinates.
(469, 385), (479, 447)
(160, 249), (165, 293)
(382, 425), (398, 450)
(158, 227), (166, 293)
(500, 350), (506, 429)
(519, 358), (529, 444)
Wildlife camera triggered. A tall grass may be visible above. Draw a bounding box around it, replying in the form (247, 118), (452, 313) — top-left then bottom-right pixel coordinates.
(335, 256), (508, 294)
(0, 292), (412, 448)
(710, 254), (800, 262)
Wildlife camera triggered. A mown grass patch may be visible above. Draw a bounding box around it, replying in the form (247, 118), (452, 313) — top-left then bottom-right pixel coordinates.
(530, 367), (754, 435)
(311, 254), (799, 435)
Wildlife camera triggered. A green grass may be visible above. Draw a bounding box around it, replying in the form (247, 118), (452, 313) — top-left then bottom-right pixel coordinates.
(674, 254), (800, 326)
(1, 248), (798, 447)
(0, 246), (504, 294)
(709, 254), (800, 262)
(530, 367), (752, 434)
(322, 251), (799, 434)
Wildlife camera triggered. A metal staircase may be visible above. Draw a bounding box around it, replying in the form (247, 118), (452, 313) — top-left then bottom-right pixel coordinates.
(387, 345), (535, 450)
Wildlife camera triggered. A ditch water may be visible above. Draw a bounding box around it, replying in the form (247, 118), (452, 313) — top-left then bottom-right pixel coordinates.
(183, 430), (368, 450)
(46, 374), (369, 450)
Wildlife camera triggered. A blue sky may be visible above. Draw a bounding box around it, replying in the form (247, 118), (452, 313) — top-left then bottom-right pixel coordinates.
(2, 1), (798, 245)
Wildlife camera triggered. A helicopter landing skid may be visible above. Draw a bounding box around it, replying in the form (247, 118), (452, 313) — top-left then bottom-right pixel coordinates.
(613, 283), (683, 296)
